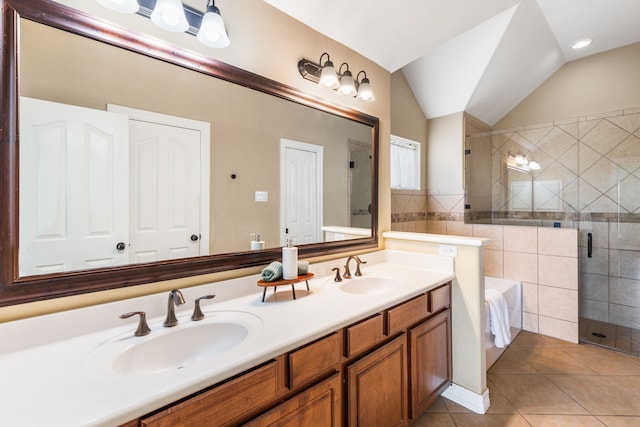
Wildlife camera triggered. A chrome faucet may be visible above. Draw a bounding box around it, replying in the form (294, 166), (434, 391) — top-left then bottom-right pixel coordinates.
(163, 289), (185, 327)
(343, 255), (367, 279)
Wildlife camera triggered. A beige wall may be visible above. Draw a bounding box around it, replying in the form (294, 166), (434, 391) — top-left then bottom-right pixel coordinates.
(390, 70), (429, 232)
(390, 71), (428, 152)
(2, 0), (391, 320)
(427, 112), (465, 196)
(496, 42), (640, 129)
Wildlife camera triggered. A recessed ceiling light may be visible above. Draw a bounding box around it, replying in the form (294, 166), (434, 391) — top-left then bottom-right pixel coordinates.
(571, 38), (593, 49)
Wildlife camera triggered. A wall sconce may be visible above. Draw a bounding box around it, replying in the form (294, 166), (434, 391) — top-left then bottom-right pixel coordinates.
(95, 0), (230, 48)
(298, 53), (376, 102)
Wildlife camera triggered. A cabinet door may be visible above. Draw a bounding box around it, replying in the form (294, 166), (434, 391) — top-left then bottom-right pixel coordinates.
(409, 309), (451, 418)
(246, 373), (341, 427)
(346, 334), (408, 427)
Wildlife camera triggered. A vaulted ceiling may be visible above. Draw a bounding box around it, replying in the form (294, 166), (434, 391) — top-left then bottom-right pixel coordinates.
(262, 0), (640, 126)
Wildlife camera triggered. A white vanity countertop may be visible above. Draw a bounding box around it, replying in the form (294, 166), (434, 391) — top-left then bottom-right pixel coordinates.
(0, 250), (454, 427)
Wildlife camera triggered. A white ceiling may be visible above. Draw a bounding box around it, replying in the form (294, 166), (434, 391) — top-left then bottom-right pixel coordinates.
(262, 0), (640, 126)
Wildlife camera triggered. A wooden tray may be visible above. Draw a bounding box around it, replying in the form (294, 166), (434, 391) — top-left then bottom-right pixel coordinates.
(257, 273), (314, 302)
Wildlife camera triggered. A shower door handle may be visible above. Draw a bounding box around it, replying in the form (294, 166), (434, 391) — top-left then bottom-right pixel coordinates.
(587, 233), (593, 258)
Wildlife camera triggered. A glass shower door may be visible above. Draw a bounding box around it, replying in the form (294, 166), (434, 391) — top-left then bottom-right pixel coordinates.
(577, 114), (640, 355)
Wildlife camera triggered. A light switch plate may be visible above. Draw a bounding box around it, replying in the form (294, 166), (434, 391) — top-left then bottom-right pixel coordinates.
(255, 191), (268, 202)
(438, 244), (458, 257)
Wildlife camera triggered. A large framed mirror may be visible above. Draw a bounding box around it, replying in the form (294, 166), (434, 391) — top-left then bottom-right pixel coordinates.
(0, 0), (379, 306)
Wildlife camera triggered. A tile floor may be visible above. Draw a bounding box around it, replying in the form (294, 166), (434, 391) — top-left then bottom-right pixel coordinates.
(415, 331), (640, 426)
(580, 317), (640, 356)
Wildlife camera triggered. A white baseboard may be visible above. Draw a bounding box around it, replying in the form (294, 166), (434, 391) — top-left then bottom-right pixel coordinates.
(441, 383), (490, 414)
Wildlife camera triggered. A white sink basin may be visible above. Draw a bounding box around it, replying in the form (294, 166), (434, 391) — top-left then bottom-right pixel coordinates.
(84, 311), (262, 377)
(339, 276), (404, 295)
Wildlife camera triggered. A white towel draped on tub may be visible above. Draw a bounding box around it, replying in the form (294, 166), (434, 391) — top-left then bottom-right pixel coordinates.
(485, 289), (511, 348)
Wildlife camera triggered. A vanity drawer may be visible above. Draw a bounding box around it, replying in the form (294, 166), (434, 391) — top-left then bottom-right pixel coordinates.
(288, 333), (340, 389)
(386, 294), (428, 336)
(140, 361), (278, 427)
(429, 282), (451, 313)
(344, 314), (385, 358)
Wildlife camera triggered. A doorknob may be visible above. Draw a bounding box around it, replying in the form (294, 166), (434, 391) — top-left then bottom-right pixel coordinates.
(116, 242), (126, 251)
(190, 234), (199, 242)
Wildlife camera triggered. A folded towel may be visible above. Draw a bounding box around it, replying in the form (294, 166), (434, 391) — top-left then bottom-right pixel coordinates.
(485, 289), (511, 348)
(261, 261), (283, 282)
(297, 261), (309, 275)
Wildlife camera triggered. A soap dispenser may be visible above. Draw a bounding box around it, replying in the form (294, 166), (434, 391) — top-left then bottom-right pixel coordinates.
(282, 237), (298, 280)
(250, 233), (265, 250)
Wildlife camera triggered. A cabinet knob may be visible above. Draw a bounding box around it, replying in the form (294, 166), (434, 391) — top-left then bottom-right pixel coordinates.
(116, 242), (126, 251)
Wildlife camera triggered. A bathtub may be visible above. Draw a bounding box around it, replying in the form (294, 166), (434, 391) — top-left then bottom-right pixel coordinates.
(485, 276), (522, 369)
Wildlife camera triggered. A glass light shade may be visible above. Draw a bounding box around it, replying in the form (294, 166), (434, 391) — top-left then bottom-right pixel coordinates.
(515, 154), (527, 165)
(319, 61), (339, 88)
(528, 161), (540, 170)
(96, 0), (139, 13)
(356, 78), (375, 102)
(338, 71), (357, 97)
(197, 6), (230, 48)
(151, 0), (189, 32)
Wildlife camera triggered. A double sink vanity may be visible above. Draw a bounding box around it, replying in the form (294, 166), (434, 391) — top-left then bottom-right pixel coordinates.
(0, 250), (454, 426)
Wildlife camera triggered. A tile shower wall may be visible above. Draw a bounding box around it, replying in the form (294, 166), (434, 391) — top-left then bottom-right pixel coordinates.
(489, 107), (640, 222)
(430, 221), (579, 343)
(489, 108), (640, 330)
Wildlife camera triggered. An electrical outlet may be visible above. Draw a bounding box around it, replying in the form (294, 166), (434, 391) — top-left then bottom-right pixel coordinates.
(438, 244), (458, 257)
(255, 191), (268, 202)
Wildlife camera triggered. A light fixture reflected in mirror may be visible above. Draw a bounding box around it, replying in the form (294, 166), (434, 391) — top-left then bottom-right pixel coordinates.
(507, 152), (540, 172)
(96, 0), (140, 14)
(197, 0), (230, 48)
(298, 54), (375, 102)
(95, 0), (230, 47)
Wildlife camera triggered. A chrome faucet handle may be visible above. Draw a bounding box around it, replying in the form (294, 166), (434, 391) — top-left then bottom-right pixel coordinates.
(163, 289), (185, 327)
(354, 257), (367, 277)
(191, 294), (216, 321)
(120, 311), (151, 337)
(332, 267), (342, 282)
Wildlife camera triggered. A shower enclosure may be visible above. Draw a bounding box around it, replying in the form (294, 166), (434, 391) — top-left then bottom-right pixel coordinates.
(577, 112), (640, 354)
(465, 109), (640, 355)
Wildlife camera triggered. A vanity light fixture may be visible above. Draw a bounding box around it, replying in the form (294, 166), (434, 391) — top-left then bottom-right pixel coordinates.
(356, 71), (375, 102)
(298, 54), (376, 102)
(197, 0), (230, 48)
(514, 153), (528, 165)
(318, 53), (339, 88)
(571, 38), (592, 49)
(337, 63), (357, 97)
(96, 0), (140, 14)
(151, 0), (189, 32)
(95, 0), (231, 47)
(507, 152), (540, 172)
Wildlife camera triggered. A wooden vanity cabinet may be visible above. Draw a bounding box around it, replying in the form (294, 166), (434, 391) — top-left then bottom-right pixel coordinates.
(408, 309), (451, 418)
(345, 334), (408, 427)
(122, 281), (451, 427)
(139, 361), (280, 427)
(245, 373), (342, 427)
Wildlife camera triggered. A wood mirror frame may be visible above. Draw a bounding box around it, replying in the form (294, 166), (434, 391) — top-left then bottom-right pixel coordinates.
(0, 0), (379, 306)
